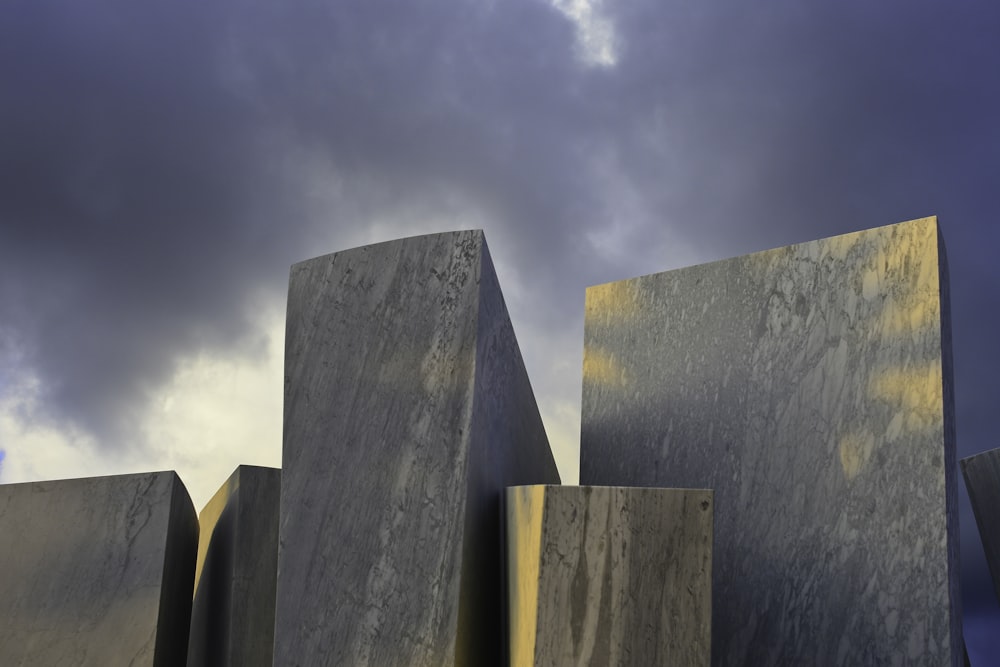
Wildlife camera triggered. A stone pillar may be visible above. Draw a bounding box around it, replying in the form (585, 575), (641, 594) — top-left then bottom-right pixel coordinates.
(0, 471), (198, 666)
(507, 485), (712, 666)
(275, 230), (560, 666)
(186, 465), (280, 667)
(581, 217), (961, 665)
(960, 447), (1000, 606)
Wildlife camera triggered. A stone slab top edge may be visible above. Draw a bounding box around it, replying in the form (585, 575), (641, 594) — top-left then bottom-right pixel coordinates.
(959, 447), (1000, 467)
(289, 229), (485, 270)
(507, 484), (712, 493)
(584, 215), (939, 290)
(0, 469), (186, 489)
(0, 470), (196, 516)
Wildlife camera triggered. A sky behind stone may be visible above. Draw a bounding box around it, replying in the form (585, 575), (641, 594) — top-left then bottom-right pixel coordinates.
(2, 0), (998, 660)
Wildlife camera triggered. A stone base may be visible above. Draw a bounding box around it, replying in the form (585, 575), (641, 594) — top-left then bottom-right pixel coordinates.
(507, 485), (712, 666)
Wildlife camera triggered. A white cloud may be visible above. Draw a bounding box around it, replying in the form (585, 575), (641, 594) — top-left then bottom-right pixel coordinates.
(549, 0), (618, 67)
(0, 306), (284, 512)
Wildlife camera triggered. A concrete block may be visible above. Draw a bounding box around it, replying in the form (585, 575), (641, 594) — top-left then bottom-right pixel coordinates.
(187, 465), (280, 667)
(275, 230), (560, 666)
(581, 217), (961, 665)
(0, 471), (198, 666)
(507, 485), (712, 666)
(960, 448), (1000, 607)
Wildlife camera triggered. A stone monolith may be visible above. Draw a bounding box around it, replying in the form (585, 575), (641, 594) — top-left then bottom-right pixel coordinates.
(275, 230), (560, 666)
(581, 217), (961, 665)
(0, 471), (198, 666)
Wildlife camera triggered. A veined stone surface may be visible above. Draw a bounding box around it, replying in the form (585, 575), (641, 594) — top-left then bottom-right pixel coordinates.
(187, 465), (280, 667)
(0, 471), (198, 666)
(507, 485), (712, 667)
(960, 448), (1000, 607)
(276, 230), (560, 666)
(581, 217), (961, 666)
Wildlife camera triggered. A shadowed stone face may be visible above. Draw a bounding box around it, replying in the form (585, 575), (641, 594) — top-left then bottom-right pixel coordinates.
(276, 230), (560, 667)
(507, 485), (712, 666)
(0, 471), (198, 667)
(960, 448), (1000, 607)
(187, 465), (280, 667)
(581, 217), (961, 666)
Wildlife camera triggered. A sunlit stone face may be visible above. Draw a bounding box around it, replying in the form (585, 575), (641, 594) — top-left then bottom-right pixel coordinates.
(581, 217), (962, 666)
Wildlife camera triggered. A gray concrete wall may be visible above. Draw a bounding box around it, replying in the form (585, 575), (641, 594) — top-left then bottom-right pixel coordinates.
(581, 217), (962, 666)
(0, 471), (198, 666)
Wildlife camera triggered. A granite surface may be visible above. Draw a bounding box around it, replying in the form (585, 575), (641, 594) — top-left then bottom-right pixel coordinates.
(507, 485), (712, 666)
(581, 217), (962, 666)
(0, 471), (198, 666)
(276, 230), (560, 666)
(960, 448), (1000, 607)
(187, 465), (280, 667)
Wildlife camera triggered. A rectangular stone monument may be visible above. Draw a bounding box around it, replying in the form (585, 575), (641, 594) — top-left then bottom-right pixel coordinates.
(276, 230), (561, 666)
(581, 217), (962, 665)
(187, 465), (280, 667)
(507, 485), (712, 666)
(0, 471), (198, 666)
(960, 448), (1000, 607)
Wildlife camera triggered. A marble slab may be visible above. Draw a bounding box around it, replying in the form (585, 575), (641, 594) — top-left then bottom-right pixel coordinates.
(960, 448), (1000, 607)
(275, 230), (560, 666)
(187, 465), (280, 667)
(581, 217), (962, 665)
(0, 471), (198, 666)
(507, 485), (712, 666)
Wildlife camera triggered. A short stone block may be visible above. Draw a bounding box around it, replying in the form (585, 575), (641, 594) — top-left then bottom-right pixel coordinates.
(0, 471), (198, 666)
(960, 448), (1000, 607)
(187, 465), (280, 667)
(507, 485), (712, 666)
(581, 217), (962, 665)
(275, 230), (561, 666)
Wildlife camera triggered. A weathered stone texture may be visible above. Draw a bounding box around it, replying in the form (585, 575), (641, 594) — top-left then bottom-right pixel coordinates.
(581, 217), (961, 665)
(507, 485), (712, 666)
(275, 230), (560, 666)
(0, 471), (198, 666)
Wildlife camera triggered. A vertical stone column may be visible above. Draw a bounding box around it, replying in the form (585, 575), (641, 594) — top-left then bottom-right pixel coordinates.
(581, 217), (961, 665)
(507, 485), (712, 666)
(275, 230), (560, 666)
(960, 448), (1000, 606)
(0, 471), (198, 666)
(186, 465), (280, 667)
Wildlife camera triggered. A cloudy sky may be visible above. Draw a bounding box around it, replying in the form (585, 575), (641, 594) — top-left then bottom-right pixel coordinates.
(2, 0), (998, 659)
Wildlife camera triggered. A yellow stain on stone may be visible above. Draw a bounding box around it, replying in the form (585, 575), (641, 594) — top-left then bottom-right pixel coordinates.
(876, 218), (941, 336)
(585, 280), (642, 322)
(581, 346), (628, 387)
(869, 360), (944, 432)
(192, 470), (240, 598)
(839, 431), (875, 480)
(507, 486), (545, 667)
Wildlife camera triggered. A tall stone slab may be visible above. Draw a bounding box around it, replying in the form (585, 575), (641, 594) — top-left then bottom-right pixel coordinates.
(960, 448), (1000, 607)
(507, 485), (712, 666)
(187, 465), (280, 667)
(581, 217), (961, 665)
(276, 230), (560, 666)
(0, 471), (198, 666)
